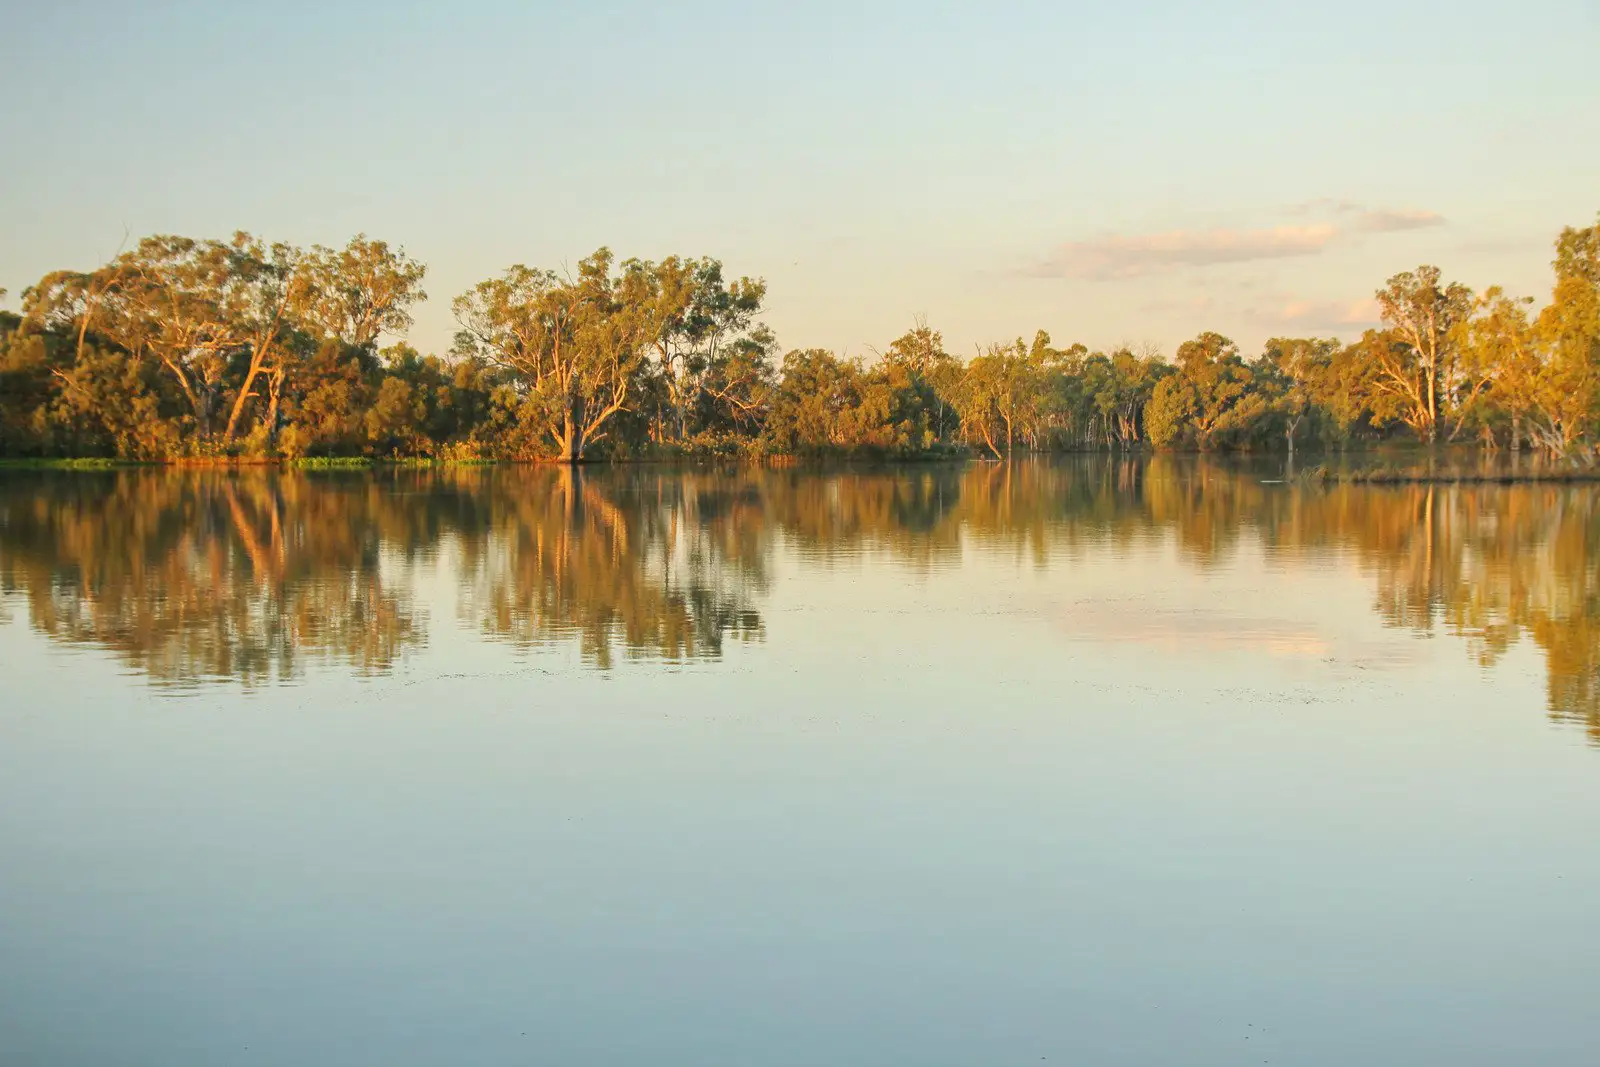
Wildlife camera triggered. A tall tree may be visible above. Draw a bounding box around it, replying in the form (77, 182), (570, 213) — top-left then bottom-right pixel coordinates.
(957, 340), (1035, 458)
(1374, 265), (1474, 443)
(1532, 215), (1600, 458)
(1148, 332), (1262, 450)
(1457, 288), (1541, 450)
(1259, 337), (1339, 455)
(453, 249), (664, 461)
(639, 257), (766, 443)
(884, 321), (960, 445)
(220, 236), (314, 443)
(301, 235), (428, 350)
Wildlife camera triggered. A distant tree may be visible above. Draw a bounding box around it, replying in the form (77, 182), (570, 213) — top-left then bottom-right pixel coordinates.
(1259, 337), (1339, 455)
(1148, 332), (1263, 450)
(884, 321), (960, 445)
(957, 340), (1035, 458)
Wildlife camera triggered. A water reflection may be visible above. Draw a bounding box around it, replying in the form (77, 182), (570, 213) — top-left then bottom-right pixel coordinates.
(0, 460), (1595, 741)
(0, 471), (421, 685)
(457, 468), (767, 667)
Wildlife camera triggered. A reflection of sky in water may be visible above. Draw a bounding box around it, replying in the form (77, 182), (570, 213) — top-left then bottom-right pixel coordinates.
(2, 464), (1599, 1066)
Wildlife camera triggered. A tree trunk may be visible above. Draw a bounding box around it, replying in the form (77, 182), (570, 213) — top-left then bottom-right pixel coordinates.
(196, 388), (213, 441)
(264, 369), (284, 446)
(978, 419), (1002, 460)
(225, 362), (263, 441)
(1426, 359), (1438, 444)
(557, 408), (584, 463)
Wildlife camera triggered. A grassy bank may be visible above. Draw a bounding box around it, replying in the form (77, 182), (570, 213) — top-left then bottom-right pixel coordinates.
(5, 450), (1599, 484)
(1296, 462), (1600, 485)
(0, 457), (135, 470)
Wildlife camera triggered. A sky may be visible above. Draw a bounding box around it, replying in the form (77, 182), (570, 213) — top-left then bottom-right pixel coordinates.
(1, 0), (1596, 359)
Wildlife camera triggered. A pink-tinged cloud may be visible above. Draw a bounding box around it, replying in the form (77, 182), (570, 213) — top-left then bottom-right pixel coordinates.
(1259, 297), (1381, 330)
(1286, 200), (1446, 230)
(1037, 224), (1339, 280)
(1137, 294), (1216, 315)
(1348, 209), (1446, 233)
(1035, 204), (1446, 283)
(1285, 197), (1364, 216)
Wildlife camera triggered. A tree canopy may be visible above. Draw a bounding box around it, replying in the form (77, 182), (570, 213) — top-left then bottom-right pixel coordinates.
(4, 213), (1600, 462)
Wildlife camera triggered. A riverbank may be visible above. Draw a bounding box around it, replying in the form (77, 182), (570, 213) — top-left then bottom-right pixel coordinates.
(5, 451), (1599, 484)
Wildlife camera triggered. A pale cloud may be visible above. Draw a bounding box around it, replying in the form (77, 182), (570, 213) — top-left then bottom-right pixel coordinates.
(1286, 200), (1443, 230)
(1037, 202), (1446, 281)
(1138, 293), (1216, 315)
(1256, 297), (1381, 332)
(1037, 224), (1338, 280)
(1348, 209), (1446, 233)
(1285, 197), (1363, 216)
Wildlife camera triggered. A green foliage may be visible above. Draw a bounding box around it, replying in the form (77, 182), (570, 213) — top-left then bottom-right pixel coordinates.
(6, 215), (1600, 463)
(1146, 374), (1198, 449)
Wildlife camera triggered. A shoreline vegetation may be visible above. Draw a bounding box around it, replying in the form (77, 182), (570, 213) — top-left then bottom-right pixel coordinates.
(2, 215), (1597, 468)
(7, 454), (1600, 485)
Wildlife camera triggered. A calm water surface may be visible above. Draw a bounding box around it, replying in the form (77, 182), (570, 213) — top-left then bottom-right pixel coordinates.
(2, 460), (1597, 1066)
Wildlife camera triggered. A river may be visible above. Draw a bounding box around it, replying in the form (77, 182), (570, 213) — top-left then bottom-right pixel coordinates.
(2, 459), (1596, 1065)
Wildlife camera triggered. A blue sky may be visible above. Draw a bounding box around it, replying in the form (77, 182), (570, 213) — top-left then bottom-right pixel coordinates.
(2, 0), (1596, 358)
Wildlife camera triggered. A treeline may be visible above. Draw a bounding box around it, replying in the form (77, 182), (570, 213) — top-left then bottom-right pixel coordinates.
(1, 215), (1596, 462)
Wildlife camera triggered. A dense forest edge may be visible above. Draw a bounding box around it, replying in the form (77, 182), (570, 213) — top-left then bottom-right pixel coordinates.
(1, 214), (1597, 467)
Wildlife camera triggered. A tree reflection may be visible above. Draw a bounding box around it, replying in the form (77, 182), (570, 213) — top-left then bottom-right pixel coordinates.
(455, 467), (766, 667)
(758, 458), (1600, 741)
(0, 461), (1596, 744)
(0, 470), (420, 685)
(1274, 480), (1600, 743)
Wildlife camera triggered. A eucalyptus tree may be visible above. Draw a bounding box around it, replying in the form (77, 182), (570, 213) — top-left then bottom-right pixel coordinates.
(1456, 289), (1541, 449)
(1374, 265), (1475, 443)
(1530, 215), (1600, 458)
(1260, 337), (1339, 455)
(638, 256), (766, 443)
(957, 340), (1036, 458)
(26, 235), (244, 441)
(454, 248), (671, 461)
(763, 348), (861, 452)
(21, 232), (427, 453)
(255, 236), (426, 449)
(1065, 346), (1163, 449)
(219, 236), (315, 443)
(696, 325), (777, 436)
(884, 322), (961, 444)
(301, 235), (428, 350)
(1148, 332), (1262, 450)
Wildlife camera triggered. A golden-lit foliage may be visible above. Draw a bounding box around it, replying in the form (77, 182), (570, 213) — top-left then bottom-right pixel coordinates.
(6, 213), (1598, 462)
